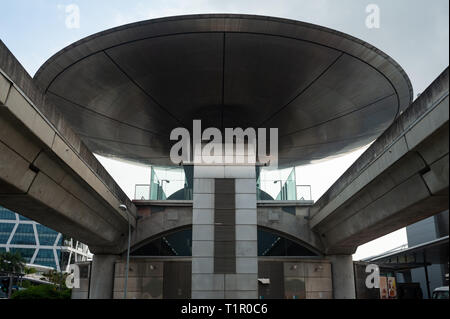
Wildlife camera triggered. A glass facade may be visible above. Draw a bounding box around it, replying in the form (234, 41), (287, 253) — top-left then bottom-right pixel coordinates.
(0, 207), (16, 220)
(0, 223), (14, 244)
(134, 166), (194, 200)
(257, 167), (299, 201)
(0, 206), (91, 271)
(35, 249), (60, 268)
(275, 169), (297, 201)
(36, 224), (61, 246)
(10, 224), (36, 245)
(150, 166), (165, 200)
(9, 248), (35, 260)
(136, 166), (309, 202)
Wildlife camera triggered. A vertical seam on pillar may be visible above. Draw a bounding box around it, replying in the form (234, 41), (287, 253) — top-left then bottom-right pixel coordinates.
(214, 178), (236, 274)
(220, 33), (226, 133)
(26, 150), (43, 194)
(2, 78), (13, 106)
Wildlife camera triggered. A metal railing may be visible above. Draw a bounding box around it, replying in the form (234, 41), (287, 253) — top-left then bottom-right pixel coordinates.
(296, 185), (312, 201)
(134, 184), (151, 200)
(135, 182), (311, 201)
(134, 181), (192, 200)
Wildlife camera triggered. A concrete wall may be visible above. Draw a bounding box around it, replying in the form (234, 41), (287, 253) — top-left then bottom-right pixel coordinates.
(100, 258), (333, 299)
(282, 260), (333, 299)
(89, 255), (118, 299)
(113, 260), (165, 299)
(257, 206), (323, 253)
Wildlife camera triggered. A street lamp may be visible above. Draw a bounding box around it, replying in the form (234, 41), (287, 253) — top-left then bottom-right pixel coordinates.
(159, 180), (170, 200)
(274, 180), (284, 200)
(119, 204), (131, 299)
(161, 179), (170, 187)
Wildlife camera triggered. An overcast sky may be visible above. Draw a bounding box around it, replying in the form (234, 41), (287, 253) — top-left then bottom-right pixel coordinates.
(1, 0), (448, 260)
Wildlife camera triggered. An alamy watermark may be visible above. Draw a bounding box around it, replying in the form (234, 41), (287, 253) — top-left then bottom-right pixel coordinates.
(365, 264), (380, 289)
(170, 120), (279, 168)
(65, 264), (80, 289)
(366, 4), (380, 29)
(58, 3), (80, 29)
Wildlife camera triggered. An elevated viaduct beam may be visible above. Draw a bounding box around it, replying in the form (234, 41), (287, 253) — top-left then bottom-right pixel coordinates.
(311, 68), (449, 255)
(0, 41), (136, 254)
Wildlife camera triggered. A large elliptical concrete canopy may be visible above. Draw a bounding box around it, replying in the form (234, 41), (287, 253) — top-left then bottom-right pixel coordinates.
(34, 14), (413, 167)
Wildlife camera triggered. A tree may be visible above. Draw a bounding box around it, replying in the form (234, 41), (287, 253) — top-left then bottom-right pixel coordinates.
(0, 251), (26, 298)
(0, 251), (25, 273)
(42, 269), (69, 290)
(23, 266), (37, 275)
(11, 284), (71, 299)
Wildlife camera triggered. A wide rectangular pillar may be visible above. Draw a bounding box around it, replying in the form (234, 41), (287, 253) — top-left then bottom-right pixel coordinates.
(89, 254), (118, 299)
(328, 255), (356, 299)
(191, 165), (258, 299)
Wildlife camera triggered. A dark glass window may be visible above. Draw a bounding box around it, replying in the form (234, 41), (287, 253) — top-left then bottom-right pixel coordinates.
(258, 228), (317, 257)
(0, 207), (16, 220)
(0, 223), (15, 244)
(36, 224), (59, 246)
(131, 228), (192, 256)
(35, 249), (57, 268)
(10, 224), (35, 245)
(9, 248), (35, 262)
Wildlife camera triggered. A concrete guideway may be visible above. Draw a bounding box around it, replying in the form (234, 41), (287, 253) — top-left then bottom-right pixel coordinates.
(0, 41), (136, 254)
(310, 68), (449, 255)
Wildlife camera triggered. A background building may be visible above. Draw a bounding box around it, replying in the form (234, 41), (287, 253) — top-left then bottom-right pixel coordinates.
(0, 206), (92, 272)
(406, 210), (449, 297)
(360, 210), (449, 298)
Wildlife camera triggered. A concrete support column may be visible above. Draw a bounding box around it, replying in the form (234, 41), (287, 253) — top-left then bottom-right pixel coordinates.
(231, 168), (258, 299)
(328, 255), (356, 299)
(191, 164), (258, 299)
(191, 167), (220, 298)
(89, 254), (118, 299)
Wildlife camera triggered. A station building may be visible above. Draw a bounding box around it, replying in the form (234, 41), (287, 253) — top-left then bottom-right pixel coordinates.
(0, 14), (447, 299)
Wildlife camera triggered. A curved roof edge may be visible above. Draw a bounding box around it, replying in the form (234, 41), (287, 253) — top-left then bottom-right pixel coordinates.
(34, 14), (413, 116)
